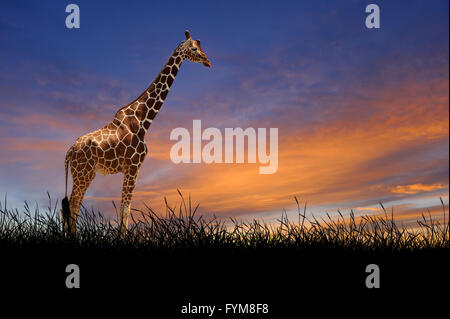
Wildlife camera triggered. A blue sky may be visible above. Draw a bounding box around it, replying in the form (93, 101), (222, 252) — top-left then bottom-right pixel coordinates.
(0, 0), (448, 224)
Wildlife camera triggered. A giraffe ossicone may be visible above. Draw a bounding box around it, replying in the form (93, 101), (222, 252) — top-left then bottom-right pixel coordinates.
(61, 30), (211, 237)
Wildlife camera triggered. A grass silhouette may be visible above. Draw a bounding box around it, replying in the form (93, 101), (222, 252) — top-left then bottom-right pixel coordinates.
(1, 191), (448, 254)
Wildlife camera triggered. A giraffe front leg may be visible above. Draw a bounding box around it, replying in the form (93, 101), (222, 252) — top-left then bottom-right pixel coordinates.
(119, 168), (139, 237)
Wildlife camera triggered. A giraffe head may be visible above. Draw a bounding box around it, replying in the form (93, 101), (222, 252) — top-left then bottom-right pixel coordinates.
(179, 30), (211, 67)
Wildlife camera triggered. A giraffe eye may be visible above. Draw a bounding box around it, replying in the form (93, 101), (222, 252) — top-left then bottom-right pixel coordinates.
(191, 47), (197, 51)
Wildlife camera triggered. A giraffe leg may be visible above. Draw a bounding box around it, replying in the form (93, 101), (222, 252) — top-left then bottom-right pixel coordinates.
(67, 169), (96, 238)
(119, 167), (139, 237)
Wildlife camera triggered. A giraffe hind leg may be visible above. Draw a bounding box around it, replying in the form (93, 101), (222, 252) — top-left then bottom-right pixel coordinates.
(67, 168), (96, 238)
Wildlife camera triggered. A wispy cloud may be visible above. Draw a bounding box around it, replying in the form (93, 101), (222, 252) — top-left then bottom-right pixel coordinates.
(391, 183), (447, 195)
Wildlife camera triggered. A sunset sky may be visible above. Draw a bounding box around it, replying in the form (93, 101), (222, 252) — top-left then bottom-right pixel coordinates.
(0, 0), (448, 226)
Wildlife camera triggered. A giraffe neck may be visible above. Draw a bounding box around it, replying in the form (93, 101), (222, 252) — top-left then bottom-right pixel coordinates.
(125, 46), (185, 133)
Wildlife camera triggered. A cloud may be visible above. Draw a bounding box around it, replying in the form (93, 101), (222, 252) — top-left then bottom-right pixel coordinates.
(391, 183), (447, 195)
(356, 206), (380, 212)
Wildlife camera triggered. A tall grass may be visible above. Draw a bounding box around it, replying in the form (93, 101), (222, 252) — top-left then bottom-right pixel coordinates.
(0, 191), (448, 254)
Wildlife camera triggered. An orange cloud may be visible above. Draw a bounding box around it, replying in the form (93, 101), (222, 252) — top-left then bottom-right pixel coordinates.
(356, 206), (380, 212)
(391, 183), (447, 194)
(0, 137), (66, 153)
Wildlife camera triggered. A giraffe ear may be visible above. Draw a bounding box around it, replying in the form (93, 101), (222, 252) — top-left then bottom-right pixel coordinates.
(185, 30), (191, 40)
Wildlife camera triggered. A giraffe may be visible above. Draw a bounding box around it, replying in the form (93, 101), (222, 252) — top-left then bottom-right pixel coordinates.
(61, 30), (211, 237)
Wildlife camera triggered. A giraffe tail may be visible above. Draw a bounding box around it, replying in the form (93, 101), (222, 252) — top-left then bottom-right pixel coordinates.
(62, 147), (73, 221)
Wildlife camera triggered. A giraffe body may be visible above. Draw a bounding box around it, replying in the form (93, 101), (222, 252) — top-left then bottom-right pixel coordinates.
(62, 31), (210, 237)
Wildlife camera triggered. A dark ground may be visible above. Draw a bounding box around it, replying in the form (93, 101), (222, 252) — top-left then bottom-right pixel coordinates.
(1, 245), (448, 317)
